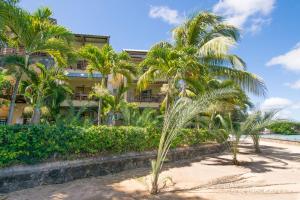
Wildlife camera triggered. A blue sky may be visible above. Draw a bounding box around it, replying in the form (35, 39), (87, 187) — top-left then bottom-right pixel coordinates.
(19, 0), (300, 120)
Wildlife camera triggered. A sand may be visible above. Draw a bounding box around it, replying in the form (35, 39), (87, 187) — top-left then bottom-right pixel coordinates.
(6, 139), (300, 200)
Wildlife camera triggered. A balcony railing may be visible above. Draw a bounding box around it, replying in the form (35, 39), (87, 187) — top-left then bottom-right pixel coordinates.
(128, 95), (164, 103)
(0, 48), (25, 56)
(73, 93), (89, 101)
(0, 48), (49, 56)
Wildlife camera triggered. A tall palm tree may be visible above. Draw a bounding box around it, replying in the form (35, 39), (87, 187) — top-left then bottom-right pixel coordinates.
(79, 44), (136, 124)
(20, 63), (71, 124)
(138, 42), (186, 109)
(172, 12), (266, 96)
(0, 2), (73, 124)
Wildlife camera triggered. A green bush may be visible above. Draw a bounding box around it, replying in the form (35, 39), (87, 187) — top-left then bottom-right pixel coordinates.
(0, 125), (218, 167)
(268, 122), (300, 135)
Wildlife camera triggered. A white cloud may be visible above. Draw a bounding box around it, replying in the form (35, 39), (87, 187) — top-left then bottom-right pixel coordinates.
(285, 79), (300, 89)
(213, 0), (275, 33)
(266, 43), (300, 71)
(149, 6), (184, 25)
(260, 97), (300, 119)
(261, 97), (292, 110)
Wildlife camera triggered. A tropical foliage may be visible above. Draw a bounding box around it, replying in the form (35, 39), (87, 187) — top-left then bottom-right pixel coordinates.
(79, 44), (136, 124)
(268, 121), (300, 135)
(0, 2), (74, 124)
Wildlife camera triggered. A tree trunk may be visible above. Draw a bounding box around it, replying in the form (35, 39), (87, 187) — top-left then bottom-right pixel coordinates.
(150, 175), (159, 194)
(232, 142), (239, 165)
(254, 138), (261, 153)
(150, 164), (160, 195)
(97, 98), (102, 125)
(31, 106), (41, 124)
(7, 74), (21, 125)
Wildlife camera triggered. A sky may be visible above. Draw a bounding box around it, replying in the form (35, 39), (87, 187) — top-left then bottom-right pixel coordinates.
(19, 0), (300, 120)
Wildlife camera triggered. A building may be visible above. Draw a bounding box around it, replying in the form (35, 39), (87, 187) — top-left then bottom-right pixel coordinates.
(0, 33), (110, 124)
(124, 49), (165, 109)
(0, 34), (167, 124)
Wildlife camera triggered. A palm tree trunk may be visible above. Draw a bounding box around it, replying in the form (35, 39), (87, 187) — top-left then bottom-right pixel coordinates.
(97, 98), (102, 125)
(31, 106), (41, 124)
(7, 73), (22, 124)
(253, 135), (261, 153)
(151, 171), (159, 194)
(232, 141), (239, 165)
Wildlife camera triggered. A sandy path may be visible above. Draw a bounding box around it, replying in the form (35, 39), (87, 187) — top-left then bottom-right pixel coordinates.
(6, 140), (300, 200)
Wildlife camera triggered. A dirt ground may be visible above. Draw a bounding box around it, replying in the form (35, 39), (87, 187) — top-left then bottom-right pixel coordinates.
(6, 140), (300, 200)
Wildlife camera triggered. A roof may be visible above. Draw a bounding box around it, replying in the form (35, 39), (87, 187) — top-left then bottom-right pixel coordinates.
(73, 33), (110, 40)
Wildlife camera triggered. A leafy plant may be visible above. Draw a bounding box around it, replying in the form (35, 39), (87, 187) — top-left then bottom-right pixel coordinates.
(150, 88), (235, 194)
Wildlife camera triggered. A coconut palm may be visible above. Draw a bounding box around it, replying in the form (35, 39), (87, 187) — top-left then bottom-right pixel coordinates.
(79, 44), (136, 124)
(172, 12), (266, 96)
(138, 42), (192, 109)
(150, 88), (236, 194)
(0, 2), (73, 124)
(20, 63), (71, 124)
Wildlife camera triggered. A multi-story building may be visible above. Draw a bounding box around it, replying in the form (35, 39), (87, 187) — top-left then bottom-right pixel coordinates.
(0, 33), (166, 124)
(0, 33), (110, 124)
(124, 49), (165, 109)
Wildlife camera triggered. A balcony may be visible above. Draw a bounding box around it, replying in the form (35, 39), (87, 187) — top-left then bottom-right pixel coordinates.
(0, 47), (49, 57)
(128, 95), (164, 103)
(73, 93), (89, 101)
(0, 48), (25, 56)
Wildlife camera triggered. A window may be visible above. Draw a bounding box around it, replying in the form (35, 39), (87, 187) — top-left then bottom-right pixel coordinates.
(141, 89), (152, 98)
(77, 60), (87, 70)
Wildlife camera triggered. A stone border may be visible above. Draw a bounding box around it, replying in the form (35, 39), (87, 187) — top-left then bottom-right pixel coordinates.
(0, 143), (226, 193)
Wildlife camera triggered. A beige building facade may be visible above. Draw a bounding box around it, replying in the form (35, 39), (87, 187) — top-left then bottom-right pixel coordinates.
(0, 34), (165, 124)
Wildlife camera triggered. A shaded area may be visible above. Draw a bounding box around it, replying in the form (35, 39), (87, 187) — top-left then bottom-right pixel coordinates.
(6, 141), (300, 200)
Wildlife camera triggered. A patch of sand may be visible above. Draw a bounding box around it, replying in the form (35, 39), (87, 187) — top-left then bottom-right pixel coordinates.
(6, 140), (300, 200)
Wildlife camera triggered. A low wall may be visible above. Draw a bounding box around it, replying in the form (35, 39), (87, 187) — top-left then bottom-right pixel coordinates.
(0, 143), (226, 193)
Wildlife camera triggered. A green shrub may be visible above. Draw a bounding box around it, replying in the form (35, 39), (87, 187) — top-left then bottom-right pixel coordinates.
(0, 125), (218, 167)
(268, 122), (300, 135)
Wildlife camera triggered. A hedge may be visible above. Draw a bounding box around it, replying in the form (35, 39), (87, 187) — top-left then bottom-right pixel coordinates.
(0, 125), (220, 167)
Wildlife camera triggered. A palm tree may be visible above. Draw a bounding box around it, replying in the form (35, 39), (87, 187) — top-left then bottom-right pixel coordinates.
(150, 88), (236, 194)
(0, 2), (73, 124)
(172, 12), (266, 96)
(138, 42), (186, 109)
(247, 110), (278, 153)
(79, 44), (136, 124)
(20, 63), (71, 124)
(88, 83), (111, 125)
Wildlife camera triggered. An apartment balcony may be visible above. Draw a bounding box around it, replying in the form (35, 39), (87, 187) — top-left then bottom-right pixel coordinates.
(0, 47), (49, 57)
(73, 93), (89, 101)
(0, 48), (25, 56)
(60, 93), (97, 107)
(128, 95), (164, 103)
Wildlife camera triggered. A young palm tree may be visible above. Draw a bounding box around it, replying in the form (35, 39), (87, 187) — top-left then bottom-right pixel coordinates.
(216, 112), (243, 165)
(150, 88), (236, 194)
(79, 44), (136, 124)
(247, 110), (278, 153)
(215, 110), (277, 164)
(0, 2), (73, 124)
(88, 83), (111, 125)
(20, 63), (71, 124)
